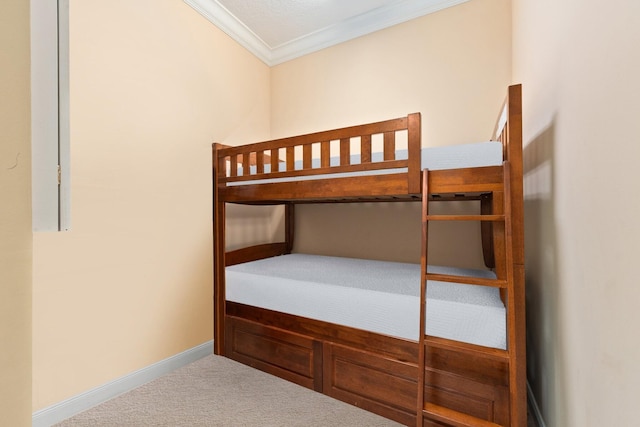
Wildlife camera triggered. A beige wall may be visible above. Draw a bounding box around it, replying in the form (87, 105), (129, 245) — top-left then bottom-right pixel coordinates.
(32, 0), (271, 410)
(513, 0), (640, 425)
(271, 0), (512, 266)
(31, 0), (640, 424)
(0, 0), (32, 425)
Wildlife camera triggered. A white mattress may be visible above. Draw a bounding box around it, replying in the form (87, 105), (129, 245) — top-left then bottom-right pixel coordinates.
(228, 141), (503, 185)
(226, 254), (506, 350)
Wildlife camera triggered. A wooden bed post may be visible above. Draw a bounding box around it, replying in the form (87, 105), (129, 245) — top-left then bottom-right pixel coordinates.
(505, 84), (526, 427)
(285, 203), (295, 254)
(407, 112), (422, 195)
(212, 143), (226, 356)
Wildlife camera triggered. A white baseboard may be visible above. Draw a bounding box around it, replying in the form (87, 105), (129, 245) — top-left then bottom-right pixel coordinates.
(32, 340), (213, 427)
(527, 380), (547, 427)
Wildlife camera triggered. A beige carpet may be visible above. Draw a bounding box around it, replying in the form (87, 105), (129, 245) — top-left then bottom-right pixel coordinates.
(55, 354), (403, 426)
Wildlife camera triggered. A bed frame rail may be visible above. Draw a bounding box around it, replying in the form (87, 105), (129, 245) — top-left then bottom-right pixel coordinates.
(224, 204), (295, 267)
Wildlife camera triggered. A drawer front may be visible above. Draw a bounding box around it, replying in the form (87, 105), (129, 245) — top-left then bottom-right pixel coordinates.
(424, 344), (510, 425)
(325, 343), (419, 427)
(225, 316), (322, 391)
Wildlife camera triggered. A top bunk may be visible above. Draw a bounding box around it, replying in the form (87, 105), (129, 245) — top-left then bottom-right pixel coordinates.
(213, 85), (522, 205)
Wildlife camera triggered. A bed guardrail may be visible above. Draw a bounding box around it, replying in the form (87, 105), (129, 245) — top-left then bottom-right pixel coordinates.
(214, 113), (422, 194)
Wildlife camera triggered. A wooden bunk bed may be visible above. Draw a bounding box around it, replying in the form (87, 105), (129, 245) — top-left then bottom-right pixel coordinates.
(212, 84), (525, 426)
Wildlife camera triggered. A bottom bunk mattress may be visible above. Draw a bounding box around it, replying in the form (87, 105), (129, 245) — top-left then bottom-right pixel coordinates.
(226, 254), (506, 350)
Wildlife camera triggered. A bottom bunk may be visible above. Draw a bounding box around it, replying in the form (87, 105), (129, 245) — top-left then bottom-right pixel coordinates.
(223, 254), (511, 426)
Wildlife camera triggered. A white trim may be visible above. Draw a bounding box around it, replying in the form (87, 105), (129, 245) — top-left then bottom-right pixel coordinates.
(57, 0), (71, 231)
(527, 381), (547, 427)
(32, 341), (214, 427)
(31, 0), (61, 231)
(184, 0), (470, 66)
(31, 0), (71, 232)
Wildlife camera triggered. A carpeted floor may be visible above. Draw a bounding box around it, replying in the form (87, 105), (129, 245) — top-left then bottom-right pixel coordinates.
(54, 354), (403, 426)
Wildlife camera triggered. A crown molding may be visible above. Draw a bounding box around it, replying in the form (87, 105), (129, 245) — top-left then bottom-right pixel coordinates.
(184, 0), (272, 64)
(184, 0), (470, 67)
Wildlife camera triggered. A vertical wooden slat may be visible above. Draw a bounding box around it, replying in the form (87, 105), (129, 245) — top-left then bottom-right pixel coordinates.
(230, 154), (238, 177)
(271, 148), (279, 173)
(286, 146), (295, 171)
(218, 155), (227, 181)
(321, 141), (330, 168)
(384, 131), (395, 161)
(242, 151), (250, 176)
(256, 151), (264, 174)
(361, 135), (372, 164)
(303, 144), (312, 169)
(340, 138), (350, 166)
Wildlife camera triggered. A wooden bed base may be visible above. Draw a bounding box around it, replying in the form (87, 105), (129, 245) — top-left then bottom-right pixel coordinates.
(212, 85), (525, 426)
(225, 302), (510, 427)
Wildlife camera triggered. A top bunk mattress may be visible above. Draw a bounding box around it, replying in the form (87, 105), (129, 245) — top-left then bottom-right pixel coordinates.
(226, 254), (506, 350)
(227, 141), (503, 185)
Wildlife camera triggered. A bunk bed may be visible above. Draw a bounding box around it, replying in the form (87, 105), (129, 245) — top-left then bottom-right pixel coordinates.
(212, 84), (525, 427)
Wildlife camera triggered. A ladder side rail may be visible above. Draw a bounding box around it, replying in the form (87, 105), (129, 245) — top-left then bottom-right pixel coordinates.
(421, 164), (518, 426)
(416, 169), (429, 426)
(503, 161), (526, 427)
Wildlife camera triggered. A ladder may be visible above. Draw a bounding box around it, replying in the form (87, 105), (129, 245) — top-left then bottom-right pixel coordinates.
(416, 163), (525, 426)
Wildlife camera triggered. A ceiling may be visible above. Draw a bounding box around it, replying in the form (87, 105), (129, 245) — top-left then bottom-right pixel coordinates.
(184, 0), (470, 66)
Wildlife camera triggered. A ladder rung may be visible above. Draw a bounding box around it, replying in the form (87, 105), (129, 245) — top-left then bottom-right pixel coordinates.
(426, 273), (508, 288)
(423, 403), (502, 427)
(425, 214), (504, 222)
